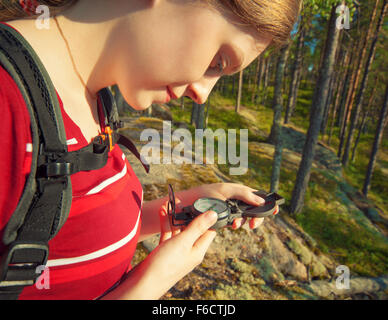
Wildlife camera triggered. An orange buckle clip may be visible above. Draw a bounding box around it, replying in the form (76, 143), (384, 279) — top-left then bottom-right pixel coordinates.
(99, 126), (114, 152)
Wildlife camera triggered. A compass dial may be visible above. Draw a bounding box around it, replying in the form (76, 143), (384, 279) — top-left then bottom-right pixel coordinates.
(193, 198), (228, 214)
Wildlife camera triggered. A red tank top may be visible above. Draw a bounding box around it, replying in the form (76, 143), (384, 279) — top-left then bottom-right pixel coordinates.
(0, 23), (143, 300)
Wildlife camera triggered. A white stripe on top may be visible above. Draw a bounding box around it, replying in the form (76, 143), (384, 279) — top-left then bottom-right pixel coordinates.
(85, 154), (127, 196)
(66, 138), (79, 146)
(26, 143), (33, 152)
(46, 196), (142, 268)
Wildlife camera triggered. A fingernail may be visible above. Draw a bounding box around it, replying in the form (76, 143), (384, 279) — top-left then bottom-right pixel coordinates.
(254, 195), (265, 204)
(206, 211), (218, 222)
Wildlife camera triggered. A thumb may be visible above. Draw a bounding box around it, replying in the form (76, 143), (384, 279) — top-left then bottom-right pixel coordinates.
(180, 210), (218, 246)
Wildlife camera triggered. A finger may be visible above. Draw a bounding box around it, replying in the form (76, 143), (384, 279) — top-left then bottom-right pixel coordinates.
(192, 229), (217, 257)
(232, 217), (246, 229)
(246, 190), (266, 206)
(225, 184), (265, 206)
(180, 210), (218, 246)
(249, 217), (264, 229)
(232, 218), (243, 229)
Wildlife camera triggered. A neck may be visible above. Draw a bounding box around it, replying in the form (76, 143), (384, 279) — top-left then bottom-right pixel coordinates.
(52, 2), (119, 99)
(8, 0), (143, 103)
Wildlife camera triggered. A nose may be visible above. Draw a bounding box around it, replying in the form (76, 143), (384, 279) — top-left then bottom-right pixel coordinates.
(183, 76), (220, 104)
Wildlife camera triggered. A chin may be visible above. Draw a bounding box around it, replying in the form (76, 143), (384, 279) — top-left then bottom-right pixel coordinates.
(122, 92), (152, 111)
(130, 103), (150, 111)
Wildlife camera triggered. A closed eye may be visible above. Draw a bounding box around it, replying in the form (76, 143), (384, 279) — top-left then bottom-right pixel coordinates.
(207, 54), (227, 76)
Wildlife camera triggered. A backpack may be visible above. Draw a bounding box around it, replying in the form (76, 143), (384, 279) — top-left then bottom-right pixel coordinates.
(0, 23), (149, 300)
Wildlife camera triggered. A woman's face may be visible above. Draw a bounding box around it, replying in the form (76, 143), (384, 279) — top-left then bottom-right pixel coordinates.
(113, 0), (272, 110)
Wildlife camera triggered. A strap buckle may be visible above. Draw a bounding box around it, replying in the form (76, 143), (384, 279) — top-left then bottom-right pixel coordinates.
(0, 242), (49, 288)
(37, 144), (75, 178)
(99, 126), (114, 152)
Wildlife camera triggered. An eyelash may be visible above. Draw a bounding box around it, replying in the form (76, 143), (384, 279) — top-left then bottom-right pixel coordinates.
(209, 56), (226, 75)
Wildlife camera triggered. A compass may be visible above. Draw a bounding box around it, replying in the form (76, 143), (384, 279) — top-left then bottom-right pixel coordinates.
(167, 184), (285, 229)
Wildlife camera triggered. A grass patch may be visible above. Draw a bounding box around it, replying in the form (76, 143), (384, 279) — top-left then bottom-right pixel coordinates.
(295, 199), (388, 277)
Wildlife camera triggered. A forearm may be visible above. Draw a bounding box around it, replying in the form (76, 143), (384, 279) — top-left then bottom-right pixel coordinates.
(100, 252), (170, 300)
(138, 195), (168, 242)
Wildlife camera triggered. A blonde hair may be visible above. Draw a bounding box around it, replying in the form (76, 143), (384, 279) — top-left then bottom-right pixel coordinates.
(1, 0), (302, 47)
(204, 0), (303, 49)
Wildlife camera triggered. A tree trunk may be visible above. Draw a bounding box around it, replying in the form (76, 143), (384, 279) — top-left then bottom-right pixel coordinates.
(205, 96), (210, 128)
(251, 56), (264, 104)
(268, 44), (290, 144)
(235, 70), (244, 113)
(261, 56), (271, 105)
(270, 130), (284, 193)
(342, 0), (387, 167)
(362, 83), (388, 196)
(180, 97), (185, 111)
(337, 48), (358, 157)
(321, 73), (336, 135)
(327, 46), (351, 145)
(320, 27), (344, 136)
(232, 74), (236, 95)
(196, 103), (206, 129)
(351, 108), (369, 163)
(222, 77), (228, 96)
(350, 77), (377, 162)
(285, 26), (305, 124)
(191, 101), (199, 126)
(268, 44), (290, 192)
(290, 4), (341, 215)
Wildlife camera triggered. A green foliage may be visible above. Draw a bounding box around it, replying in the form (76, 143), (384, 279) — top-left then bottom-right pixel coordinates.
(296, 202), (388, 277)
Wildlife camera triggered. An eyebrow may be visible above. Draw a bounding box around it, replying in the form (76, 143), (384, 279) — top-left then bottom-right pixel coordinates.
(226, 40), (269, 76)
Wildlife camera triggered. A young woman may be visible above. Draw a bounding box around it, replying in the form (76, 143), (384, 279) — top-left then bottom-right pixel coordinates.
(0, 0), (301, 299)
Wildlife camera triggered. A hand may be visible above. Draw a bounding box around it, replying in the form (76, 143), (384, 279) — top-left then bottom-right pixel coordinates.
(190, 183), (276, 230)
(101, 202), (217, 300)
(141, 201), (217, 297)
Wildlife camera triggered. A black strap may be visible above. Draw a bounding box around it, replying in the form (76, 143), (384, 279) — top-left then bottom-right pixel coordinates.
(98, 87), (150, 174)
(37, 137), (109, 178)
(0, 23), (77, 299)
(115, 133), (150, 173)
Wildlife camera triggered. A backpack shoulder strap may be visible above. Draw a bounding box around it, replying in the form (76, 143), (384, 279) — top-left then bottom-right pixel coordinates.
(0, 23), (72, 299)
